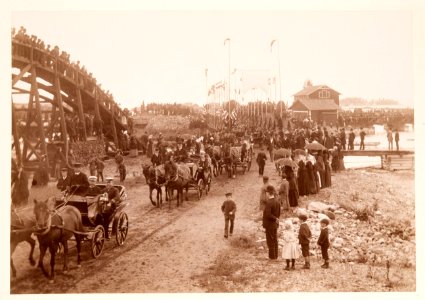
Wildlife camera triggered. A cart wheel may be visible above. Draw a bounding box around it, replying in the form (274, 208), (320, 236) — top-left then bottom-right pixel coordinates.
(197, 179), (204, 200)
(115, 212), (129, 246)
(91, 225), (105, 259)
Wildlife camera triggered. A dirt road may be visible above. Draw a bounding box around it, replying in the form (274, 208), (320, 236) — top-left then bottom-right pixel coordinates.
(10, 157), (266, 293)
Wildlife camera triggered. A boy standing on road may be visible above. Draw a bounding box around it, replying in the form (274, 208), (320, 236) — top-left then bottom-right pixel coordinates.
(221, 192), (236, 239)
(317, 218), (330, 269)
(298, 214), (312, 269)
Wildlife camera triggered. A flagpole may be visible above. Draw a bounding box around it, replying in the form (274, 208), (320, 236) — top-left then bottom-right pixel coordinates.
(224, 38), (231, 130)
(277, 40), (282, 117)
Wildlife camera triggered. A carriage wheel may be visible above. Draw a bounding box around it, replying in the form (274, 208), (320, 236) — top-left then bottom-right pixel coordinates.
(115, 212), (129, 246)
(197, 179), (204, 200)
(91, 225), (105, 259)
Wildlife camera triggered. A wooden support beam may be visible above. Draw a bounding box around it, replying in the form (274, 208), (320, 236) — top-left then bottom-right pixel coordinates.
(22, 90), (34, 163)
(54, 73), (70, 166)
(75, 74), (87, 141)
(11, 103), (22, 166)
(31, 65), (50, 170)
(110, 104), (119, 149)
(12, 63), (32, 87)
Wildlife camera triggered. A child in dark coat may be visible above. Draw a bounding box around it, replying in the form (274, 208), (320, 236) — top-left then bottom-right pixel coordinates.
(298, 214), (312, 269)
(317, 218), (330, 268)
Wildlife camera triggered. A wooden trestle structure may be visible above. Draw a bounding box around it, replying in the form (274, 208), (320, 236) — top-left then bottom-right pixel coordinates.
(11, 39), (128, 170)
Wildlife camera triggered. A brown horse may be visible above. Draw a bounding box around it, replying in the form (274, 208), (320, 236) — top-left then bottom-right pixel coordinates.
(142, 164), (167, 207)
(164, 162), (190, 207)
(10, 208), (36, 278)
(33, 198), (84, 282)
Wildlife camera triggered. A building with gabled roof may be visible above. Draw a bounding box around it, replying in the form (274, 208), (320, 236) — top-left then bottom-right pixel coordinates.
(290, 81), (341, 124)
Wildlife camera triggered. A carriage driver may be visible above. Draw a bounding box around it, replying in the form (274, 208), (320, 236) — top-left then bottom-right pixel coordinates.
(100, 177), (121, 240)
(86, 176), (102, 196)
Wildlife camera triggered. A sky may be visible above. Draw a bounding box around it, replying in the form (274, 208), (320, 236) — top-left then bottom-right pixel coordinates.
(9, 8), (417, 109)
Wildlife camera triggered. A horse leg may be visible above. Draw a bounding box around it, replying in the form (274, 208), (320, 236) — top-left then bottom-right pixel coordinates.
(27, 236), (36, 266)
(62, 241), (69, 273)
(10, 242), (17, 278)
(38, 243), (50, 278)
(75, 234), (82, 267)
(49, 244), (57, 282)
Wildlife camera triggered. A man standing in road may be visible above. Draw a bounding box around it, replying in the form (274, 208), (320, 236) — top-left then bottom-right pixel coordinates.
(256, 150), (267, 176)
(262, 185), (281, 260)
(221, 192), (236, 239)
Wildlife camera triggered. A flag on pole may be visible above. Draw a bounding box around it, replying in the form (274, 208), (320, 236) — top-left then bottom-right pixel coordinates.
(270, 39), (276, 51)
(231, 109), (237, 121)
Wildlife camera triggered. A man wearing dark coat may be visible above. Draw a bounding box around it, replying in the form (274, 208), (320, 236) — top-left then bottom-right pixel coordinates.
(221, 192), (237, 238)
(262, 185), (281, 260)
(100, 177), (121, 239)
(348, 128), (356, 150)
(256, 151), (267, 176)
(69, 163), (89, 188)
(339, 128), (347, 150)
(151, 148), (162, 167)
(57, 167), (71, 191)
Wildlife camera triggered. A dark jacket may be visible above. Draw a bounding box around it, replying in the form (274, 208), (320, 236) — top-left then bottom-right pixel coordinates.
(57, 175), (71, 191)
(256, 152), (267, 166)
(262, 197), (281, 229)
(317, 227), (330, 248)
(151, 153), (162, 167)
(298, 222), (312, 245)
(221, 200), (237, 216)
(70, 172), (89, 187)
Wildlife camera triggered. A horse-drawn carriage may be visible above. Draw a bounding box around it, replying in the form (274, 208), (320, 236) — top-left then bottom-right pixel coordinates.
(185, 154), (212, 199)
(222, 142), (253, 178)
(54, 183), (129, 258)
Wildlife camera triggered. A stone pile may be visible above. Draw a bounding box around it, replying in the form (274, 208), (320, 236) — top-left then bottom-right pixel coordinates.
(255, 201), (415, 268)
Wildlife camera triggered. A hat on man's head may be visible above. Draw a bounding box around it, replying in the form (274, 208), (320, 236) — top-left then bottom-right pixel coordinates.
(61, 167), (68, 172)
(105, 177), (114, 182)
(225, 192), (232, 197)
(73, 162), (83, 168)
(88, 176), (97, 182)
(263, 176), (269, 181)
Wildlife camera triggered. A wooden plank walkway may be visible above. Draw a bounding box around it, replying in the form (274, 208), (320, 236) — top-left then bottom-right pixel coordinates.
(341, 150), (415, 170)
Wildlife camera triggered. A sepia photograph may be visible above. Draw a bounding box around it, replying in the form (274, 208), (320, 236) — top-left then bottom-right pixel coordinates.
(2, 0), (424, 298)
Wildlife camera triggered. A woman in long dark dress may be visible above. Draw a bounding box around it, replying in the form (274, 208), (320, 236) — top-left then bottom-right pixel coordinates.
(323, 150), (332, 188)
(287, 172), (299, 208)
(316, 153), (325, 189)
(306, 161), (317, 194)
(297, 160), (307, 196)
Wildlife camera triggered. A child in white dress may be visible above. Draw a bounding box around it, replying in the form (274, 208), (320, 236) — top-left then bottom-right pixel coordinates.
(281, 219), (300, 270)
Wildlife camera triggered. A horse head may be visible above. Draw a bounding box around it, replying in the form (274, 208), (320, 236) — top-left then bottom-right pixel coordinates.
(33, 198), (52, 231)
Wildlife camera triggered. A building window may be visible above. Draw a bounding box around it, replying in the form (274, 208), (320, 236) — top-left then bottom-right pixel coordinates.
(319, 90), (330, 98)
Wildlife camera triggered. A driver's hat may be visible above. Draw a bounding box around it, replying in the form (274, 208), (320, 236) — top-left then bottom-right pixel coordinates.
(88, 176), (97, 182)
(105, 177), (114, 182)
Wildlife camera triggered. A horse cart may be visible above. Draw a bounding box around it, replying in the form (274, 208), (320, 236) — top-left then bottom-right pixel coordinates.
(54, 184), (129, 258)
(185, 155), (212, 199)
